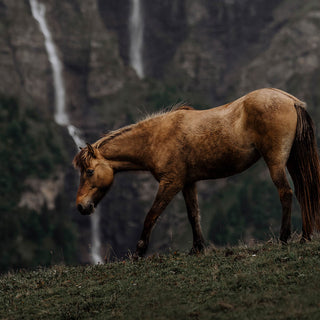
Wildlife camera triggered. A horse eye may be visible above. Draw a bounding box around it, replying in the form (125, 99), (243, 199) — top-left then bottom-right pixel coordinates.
(86, 169), (94, 177)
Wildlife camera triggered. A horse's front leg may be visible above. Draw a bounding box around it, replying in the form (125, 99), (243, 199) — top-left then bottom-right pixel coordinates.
(134, 180), (182, 258)
(182, 183), (205, 253)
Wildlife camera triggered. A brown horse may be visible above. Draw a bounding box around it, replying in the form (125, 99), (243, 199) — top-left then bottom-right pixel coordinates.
(73, 88), (320, 257)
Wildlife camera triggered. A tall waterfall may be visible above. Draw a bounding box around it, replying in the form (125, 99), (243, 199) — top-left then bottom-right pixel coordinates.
(29, 0), (103, 264)
(129, 0), (144, 78)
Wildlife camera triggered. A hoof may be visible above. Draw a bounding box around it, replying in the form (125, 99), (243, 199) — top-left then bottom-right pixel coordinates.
(189, 248), (198, 255)
(134, 240), (147, 258)
(189, 242), (205, 255)
(132, 252), (141, 261)
(300, 233), (311, 244)
(300, 237), (306, 244)
(280, 231), (291, 244)
(299, 237), (311, 244)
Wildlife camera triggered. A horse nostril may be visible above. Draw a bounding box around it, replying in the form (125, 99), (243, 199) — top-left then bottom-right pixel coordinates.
(77, 202), (94, 215)
(77, 204), (84, 213)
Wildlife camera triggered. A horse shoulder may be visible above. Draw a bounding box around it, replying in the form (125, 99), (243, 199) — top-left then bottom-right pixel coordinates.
(145, 113), (189, 177)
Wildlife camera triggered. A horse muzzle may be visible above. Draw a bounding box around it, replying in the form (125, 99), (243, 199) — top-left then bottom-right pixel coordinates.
(77, 202), (95, 215)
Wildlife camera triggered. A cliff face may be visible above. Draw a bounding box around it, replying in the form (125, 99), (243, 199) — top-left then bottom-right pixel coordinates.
(238, 1), (320, 102)
(3, 0), (320, 124)
(0, 0), (50, 112)
(2, 0), (320, 267)
(170, 0), (280, 103)
(3, 0), (320, 117)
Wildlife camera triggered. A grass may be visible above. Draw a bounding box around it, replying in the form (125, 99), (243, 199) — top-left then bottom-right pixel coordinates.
(1, 238), (320, 319)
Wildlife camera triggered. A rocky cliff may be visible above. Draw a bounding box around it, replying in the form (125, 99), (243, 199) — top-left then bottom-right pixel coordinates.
(3, 0), (320, 118)
(1, 0), (320, 269)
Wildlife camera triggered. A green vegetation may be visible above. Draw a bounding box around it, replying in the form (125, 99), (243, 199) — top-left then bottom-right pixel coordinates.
(1, 238), (320, 319)
(0, 97), (68, 201)
(0, 97), (78, 272)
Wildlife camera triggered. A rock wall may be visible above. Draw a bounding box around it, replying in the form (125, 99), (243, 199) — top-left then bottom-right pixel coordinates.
(0, 0), (51, 112)
(3, 0), (320, 118)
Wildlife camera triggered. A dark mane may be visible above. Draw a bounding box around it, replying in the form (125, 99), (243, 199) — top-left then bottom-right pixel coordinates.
(94, 125), (135, 149)
(138, 102), (193, 121)
(175, 105), (194, 111)
(73, 148), (91, 172)
(94, 104), (194, 149)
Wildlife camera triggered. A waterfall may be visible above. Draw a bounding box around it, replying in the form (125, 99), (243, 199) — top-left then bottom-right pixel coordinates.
(29, 0), (103, 265)
(129, 0), (144, 78)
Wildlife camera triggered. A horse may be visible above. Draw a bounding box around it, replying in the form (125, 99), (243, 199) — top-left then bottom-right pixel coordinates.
(73, 88), (320, 258)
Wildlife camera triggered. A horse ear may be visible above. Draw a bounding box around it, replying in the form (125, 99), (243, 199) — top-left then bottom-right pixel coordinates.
(86, 143), (97, 158)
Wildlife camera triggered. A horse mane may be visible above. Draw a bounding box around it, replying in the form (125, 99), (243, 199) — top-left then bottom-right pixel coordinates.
(73, 103), (194, 170)
(73, 148), (91, 172)
(138, 102), (193, 121)
(95, 103), (193, 148)
(72, 125), (139, 170)
(94, 125), (136, 149)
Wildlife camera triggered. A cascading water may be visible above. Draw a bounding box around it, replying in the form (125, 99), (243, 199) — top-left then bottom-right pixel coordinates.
(29, 0), (103, 264)
(129, 0), (144, 78)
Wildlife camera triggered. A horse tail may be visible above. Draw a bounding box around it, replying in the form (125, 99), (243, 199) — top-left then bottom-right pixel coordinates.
(287, 102), (320, 239)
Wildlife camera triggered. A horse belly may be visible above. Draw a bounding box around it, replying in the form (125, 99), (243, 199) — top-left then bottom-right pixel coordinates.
(187, 143), (260, 181)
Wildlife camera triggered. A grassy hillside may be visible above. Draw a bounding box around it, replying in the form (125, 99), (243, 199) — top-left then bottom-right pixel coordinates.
(1, 237), (320, 319)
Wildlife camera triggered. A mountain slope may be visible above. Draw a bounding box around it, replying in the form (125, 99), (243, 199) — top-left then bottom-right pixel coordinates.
(1, 239), (320, 319)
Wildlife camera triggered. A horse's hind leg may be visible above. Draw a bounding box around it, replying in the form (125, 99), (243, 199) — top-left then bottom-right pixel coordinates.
(182, 183), (205, 253)
(266, 164), (293, 243)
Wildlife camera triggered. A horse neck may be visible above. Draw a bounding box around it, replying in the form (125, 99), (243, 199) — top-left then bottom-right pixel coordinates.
(97, 122), (151, 171)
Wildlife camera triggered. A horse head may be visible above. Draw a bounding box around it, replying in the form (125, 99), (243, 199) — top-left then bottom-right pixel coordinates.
(73, 143), (114, 215)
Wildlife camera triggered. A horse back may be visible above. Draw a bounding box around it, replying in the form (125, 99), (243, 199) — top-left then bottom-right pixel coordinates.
(150, 88), (300, 182)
